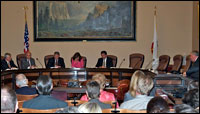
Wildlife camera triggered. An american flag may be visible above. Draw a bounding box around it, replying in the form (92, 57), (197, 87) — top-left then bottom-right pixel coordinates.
(24, 16), (29, 53)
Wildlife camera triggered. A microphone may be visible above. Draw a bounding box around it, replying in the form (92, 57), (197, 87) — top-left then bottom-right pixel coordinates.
(119, 58), (125, 68)
(145, 59), (155, 69)
(36, 58), (44, 68)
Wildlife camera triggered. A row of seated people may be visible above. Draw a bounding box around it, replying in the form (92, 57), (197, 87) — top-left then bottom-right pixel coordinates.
(1, 70), (199, 113)
(1, 50), (199, 81)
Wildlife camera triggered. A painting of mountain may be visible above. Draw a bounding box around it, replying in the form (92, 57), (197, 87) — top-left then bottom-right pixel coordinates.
(34, 1), (136, 41)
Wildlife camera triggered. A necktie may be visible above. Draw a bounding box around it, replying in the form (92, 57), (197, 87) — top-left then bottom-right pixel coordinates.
(55, 59), (58, 66)
(8, 62), (11, 68)
(102, 59), (106, 67)
(28, 59), (31, 66)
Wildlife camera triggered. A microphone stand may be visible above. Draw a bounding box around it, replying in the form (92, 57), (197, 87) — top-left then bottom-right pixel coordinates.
(145, 59), (155, 70)
(119, 59), (125, 68)
(36, 58), (44, 68)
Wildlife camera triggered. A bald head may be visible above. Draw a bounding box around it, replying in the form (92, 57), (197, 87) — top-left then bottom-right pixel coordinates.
(1, 87), (18, 113)
(190, 50), (199, 62)
(16, 74), (28, 88)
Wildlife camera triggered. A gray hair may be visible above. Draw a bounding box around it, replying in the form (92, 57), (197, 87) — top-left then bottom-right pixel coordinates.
(16, 74), (28, 87)
(78, 102), (102, 113)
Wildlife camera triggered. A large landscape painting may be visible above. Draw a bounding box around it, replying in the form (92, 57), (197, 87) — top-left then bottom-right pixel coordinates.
(34, 1), (136, 41)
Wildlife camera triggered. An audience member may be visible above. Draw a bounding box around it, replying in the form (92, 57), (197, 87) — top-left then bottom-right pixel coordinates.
(1, 87), (18, 113)
(85, 81), (111, 109)
(15, 74), (37, 95)
(174, 104), (198, 113)
(71, 52), (84, 68)
(55, 106), (80, 113)
(147, 96), (169, 113)
(81, 73), (118, 107)
(46, 51), (65, 68)
(120, 70), (154, 110)
(78, 102), (102, 113)
(23, 75), (68, 109)
(21, 52), (36, 69)
(182, 89), (199, 109)
(96, 51), (113, 68)
(124, 70), (145, 102)
(1, 53), (17, 70)
(183, 50), (199, 81)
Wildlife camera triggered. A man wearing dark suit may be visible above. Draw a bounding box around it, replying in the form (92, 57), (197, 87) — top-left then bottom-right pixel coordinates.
(184, 51), (199, 81)
(15, 74), (37, 95)
(23, 75), (68, 109)
(21, 52), (36, 69)
(96, 51), (113, 68)
(86, 81), (111, 109)
(46, 51), (65, 68)
(1, 53), (17, 71)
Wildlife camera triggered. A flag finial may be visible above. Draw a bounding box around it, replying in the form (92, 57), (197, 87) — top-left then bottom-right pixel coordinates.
(154, 6), (157, 15)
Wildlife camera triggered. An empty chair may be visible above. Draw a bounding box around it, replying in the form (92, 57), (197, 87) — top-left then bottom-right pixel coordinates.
(107, 55), (118, 67)
(157, 55), (170, 73)
(170, 55), (183, 74)
(44, 55), (54, 68)
(116, 79), (130, 102)
(129, 53), (144, 69)
(17, 94), (38, 101)
(16, 54), (26, 69)
(183, 55), (192, 73)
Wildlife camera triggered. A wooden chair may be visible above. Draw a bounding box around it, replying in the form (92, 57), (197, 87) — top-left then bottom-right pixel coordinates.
(157, 55), (170, 73)
(18, 101), (24, 108)
(183, 55), (192, 73)
(107, 55), (118, 67)
(1, 56), (4, 61)
(102, 109), (147, 113)
(129, 53), (144, 69)
(19, 108), (60, 113)
(65, 100), (87, 106)
(170, 55), (183, 74)
(17, 94), (38, 101)
(16, 54), (26, 69)
(116, 79), (130, 101)
(44, 55), (54, 68)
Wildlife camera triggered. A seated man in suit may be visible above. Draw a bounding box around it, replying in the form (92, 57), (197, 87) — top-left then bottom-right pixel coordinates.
(23, 75), (68, 109)
(46, 51), (65, 68)
(183, 50), (199, 81)
(85, 81), (111, 109)
(21, 52), (36, 69)
(1, 53), (17, 71)
(1, 87), (18, 113)
(15, 74), (37, 95)
(96, 51), (113, 68)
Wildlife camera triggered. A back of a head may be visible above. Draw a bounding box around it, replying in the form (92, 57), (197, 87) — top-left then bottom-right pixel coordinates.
(78, 102), (102, 113)
(129, 70), (145, 97)
(147, 97), (169, 113)
(137, 74), (154, 95)
(182, 89), (199, 109)
(174, 104), (198, 113)
(92, 73), (107, 90)
(16, 74), (28, 88)
(86, 81), (100, 99)
(36, 75), (53, 95)
(55, 106), (80, 113)
(1, 87), (17, 113)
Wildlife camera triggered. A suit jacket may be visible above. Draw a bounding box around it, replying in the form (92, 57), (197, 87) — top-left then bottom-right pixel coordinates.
(21, 58), (36, 69)
(89, 99), (111, 109)
(46, 57), (65, 68)
(16, 86), (37, 95)
(96, 57), (113, 68)
(1, 59), (17, 70)
(186, 57), (199, 81)
(23, 95), (68, 109)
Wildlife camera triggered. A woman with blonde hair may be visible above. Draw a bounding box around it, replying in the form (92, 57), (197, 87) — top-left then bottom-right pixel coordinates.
(78, 102), (102, 113)
(80, 73), (119, 107)
(124, 70), (152, 102)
